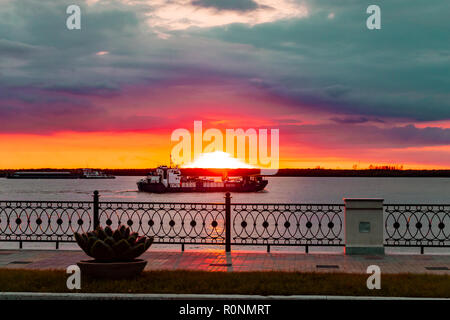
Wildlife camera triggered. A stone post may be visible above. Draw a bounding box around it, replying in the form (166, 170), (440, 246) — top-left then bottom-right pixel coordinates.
(344, 198), (385, 255)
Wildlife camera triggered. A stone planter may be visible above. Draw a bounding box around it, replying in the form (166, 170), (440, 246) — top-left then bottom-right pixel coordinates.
(77, 259), (147, 279)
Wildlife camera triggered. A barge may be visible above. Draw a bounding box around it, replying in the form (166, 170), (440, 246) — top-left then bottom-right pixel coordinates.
(137, 166), (268, 193)
(7, 171), (78, 179)
(7, 169), (115, 179)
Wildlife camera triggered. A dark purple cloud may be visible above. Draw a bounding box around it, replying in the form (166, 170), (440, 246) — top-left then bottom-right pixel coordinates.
(0, 39), (41, 58)
(191, 0), (262, 12)
(283, 123), (450, 149)
(330, 116), (384, 124)
(42, 84), (120, 97)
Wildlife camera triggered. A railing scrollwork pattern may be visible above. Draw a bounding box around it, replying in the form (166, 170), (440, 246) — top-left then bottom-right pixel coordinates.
(231, 203), (344, 246)
(98, 202), (226, 244)
(384, 204), (450, 247)
(0, 201), (92, 243)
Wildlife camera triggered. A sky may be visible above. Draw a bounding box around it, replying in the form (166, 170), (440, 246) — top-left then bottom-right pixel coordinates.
(0, 0), (449, 169)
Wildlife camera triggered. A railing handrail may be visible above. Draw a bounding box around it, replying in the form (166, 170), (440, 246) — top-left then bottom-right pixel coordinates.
(0, 200), (92, 204)
(384, 203), (450, 206)
(231, 203), (344, 206)
(0, 201), (345, 207)
(1, 201), (448, 206)
(98, 201), (227, 206)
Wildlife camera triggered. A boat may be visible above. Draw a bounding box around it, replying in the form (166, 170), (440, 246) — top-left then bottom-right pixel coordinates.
(7, 169), (115, 179)
(7, 171), (78, 179)
(80, 169), (115, 179)
(137, 166), (268, 193)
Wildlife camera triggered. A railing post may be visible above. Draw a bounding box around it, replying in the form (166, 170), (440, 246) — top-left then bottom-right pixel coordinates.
(225, 192), (231, 252)
(93, 190), (100, 230)
(344, 198), (385, 255)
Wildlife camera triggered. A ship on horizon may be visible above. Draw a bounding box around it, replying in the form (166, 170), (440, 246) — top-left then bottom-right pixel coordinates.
(6, 169), (115, 179)
(137, 166), (268, 193)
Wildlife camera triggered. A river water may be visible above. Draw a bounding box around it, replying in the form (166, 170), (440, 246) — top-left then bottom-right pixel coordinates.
(0, 176), (449, 254)
(1, 176), (450, 203)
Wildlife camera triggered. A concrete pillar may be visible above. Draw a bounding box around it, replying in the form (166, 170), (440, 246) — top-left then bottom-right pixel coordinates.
(344, 198), (384, 255)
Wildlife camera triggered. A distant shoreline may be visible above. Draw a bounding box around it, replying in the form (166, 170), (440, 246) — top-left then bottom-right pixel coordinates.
(1, 168), (450, 178)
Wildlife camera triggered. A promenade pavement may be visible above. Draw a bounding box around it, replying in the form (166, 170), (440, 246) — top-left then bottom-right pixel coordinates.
(1, 249), (449, 274)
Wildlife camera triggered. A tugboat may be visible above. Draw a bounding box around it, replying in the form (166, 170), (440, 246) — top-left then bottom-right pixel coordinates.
(137, 166), (268, 193)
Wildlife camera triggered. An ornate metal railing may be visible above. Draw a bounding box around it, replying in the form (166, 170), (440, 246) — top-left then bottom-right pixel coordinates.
(2, 192), (448, 254)
(0, 201), (92, 248)
(98, 201), (226, 246)
(384, 204), (450, 252)
(231, 203), (344, 252)
(0, 191), (344, 251)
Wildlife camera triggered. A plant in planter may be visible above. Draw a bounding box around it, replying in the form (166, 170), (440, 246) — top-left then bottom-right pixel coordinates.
(74, 225), (153, 279)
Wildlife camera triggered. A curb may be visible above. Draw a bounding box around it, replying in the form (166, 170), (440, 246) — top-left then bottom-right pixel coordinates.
(0, 292), (448, 300)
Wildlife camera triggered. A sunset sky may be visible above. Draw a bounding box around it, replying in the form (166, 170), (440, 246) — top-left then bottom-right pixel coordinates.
(1, 0), (449, 169)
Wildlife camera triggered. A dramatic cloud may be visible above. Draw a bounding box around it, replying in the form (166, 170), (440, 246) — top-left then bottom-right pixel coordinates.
(287, 124), (450, 149)
(0, 39), (42, 58)
(144, 0), (308, 30)
(191, 0), (261, 12)
(330, 116), (384, 124)
(1, 0), (449, 168)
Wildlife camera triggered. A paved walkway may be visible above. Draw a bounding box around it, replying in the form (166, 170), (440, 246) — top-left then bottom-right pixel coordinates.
(1, 249), (450, 274)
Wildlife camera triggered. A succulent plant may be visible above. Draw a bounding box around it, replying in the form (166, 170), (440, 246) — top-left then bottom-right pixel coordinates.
(74, 225), (153, 262)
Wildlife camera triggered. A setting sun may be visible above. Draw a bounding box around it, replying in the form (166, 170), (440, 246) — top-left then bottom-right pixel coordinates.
(182, 151), (255, 169)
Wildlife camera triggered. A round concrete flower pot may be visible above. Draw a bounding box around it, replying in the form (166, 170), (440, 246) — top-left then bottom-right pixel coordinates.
(77, 259), (147, 279)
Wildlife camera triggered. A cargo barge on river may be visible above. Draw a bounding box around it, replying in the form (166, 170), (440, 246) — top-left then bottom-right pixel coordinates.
(137, 166), (268, 193)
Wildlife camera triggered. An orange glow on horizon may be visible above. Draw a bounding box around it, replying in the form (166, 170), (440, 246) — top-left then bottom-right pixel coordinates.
(0, 131), (169, 169)
(1, 131), (449, 170)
